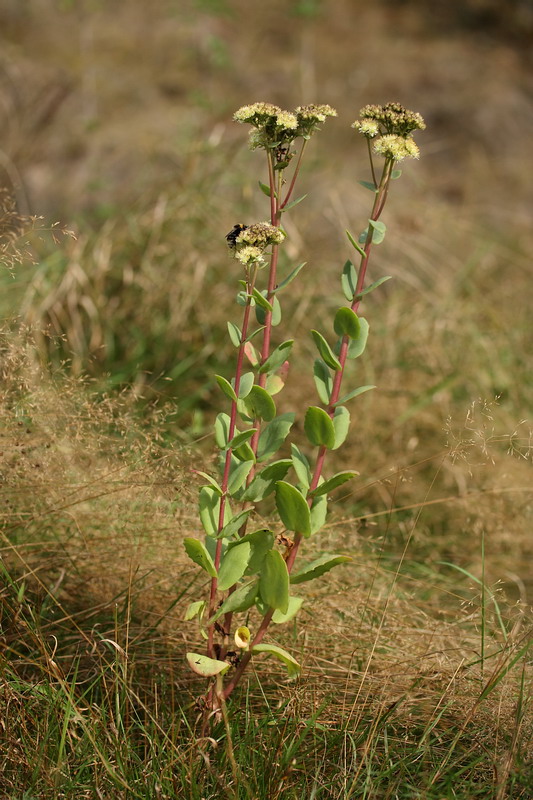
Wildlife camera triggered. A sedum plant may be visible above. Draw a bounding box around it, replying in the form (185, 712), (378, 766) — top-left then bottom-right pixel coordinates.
(183, 101), (425, 717)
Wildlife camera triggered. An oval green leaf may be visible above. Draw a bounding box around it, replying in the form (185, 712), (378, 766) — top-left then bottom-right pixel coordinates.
(258, 340), (294, 375)
(184, 538), (217, 577)
(256, 294), (281, 327)
(313, 359), (332, 405)
(308, 470), (358, 497)
(244, 385), (276, 421)
(259, 549), (289, 613)
(218, 542), (251, 591)
(236, 371), (255, 399)
(251, 643), (300, 677)
(227, 461), (254, 496)
(208, 580), (258, 624)
(311, 330), (342, 371)
(346, 317), (369, 359)
(275, 481), (311, 536)
(186, 653), (230, 677)
(272, 596), (304, 624)
(334, 385), (376, 406)
(217, 507), (253, 539)
(290, 554), (352, 585)
(341, 259), (358, 301)
(257, 412), (295, 462)
(333, 307), (361, 339)
(332, 405), (350, 450)
(273, 262), (306, 294)
(227, 321), (242, 347)
(304, 406), (336, 450)
(214, 412), (231, 449)
(309, 492), (328, 535)
(215, 374), (237, 403)
(240, 459), (292, 503)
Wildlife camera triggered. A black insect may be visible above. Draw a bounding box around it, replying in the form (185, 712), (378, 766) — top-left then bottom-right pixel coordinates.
(226, 223), (248, 248)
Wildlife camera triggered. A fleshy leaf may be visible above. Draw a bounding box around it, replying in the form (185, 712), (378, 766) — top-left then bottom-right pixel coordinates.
(217, 507), (253, 539)
(259, 550), (289, 613)
(184, 600), (206, 621)
(215, 374), (237, 403)
(184, 538), (217, 577)
(199, 486), (226, 536)
(233, 440), (256, 463)
(341, 259), (358, 302)
(346, 229), (366, 257)
(265, 374), (285, 395)
(235, 371), (255, 399)
(333, 307), (361, 339)
(240, 459), (292, 502)
(358, 180), (377, 192)
(251, 287), (273, 312)
(256, 294), (281, 327)
(258, 179), (273, 197)
(313, 359), (332, 405)
(308, 470), (358, 497)
(257, 412), (295, 461)
(309, 492), (328, 535)
(304, 406), (336, 449)
(281, 193), (307, 212)
(194, 472), (222, 495)
(227, 461), (254, 496)
(244, 385), (276, 421)
(272, 596), (304, 624)
(334, 385), (376, 405)
(368, 219), (386, 244)
(227, 321), (242, 347)
(218, 542), (251, 591)
(258, 340), (294, 375)
(346, 317), (369, 359)
(251, 644), (300, 677)
(186, 653), (230, 677)
(290, 443), (311, 490)
(273, 262), (306, 293)
(242, 529), (276, 574)
(275, 481), (311, 536)
(244, 342), (259, 366)
(214, 412), (231, 448)
(311, 330), (342, 371)
(228, 428), (256, 450)
(332, 406), (350, 450)
(290, 553), (352, 584)
(354, 275), (392, 300)
(208, 580), (258, 623)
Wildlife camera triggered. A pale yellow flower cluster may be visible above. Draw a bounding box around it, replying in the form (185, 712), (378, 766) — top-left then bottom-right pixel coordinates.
(231, 222), (286, 266)
(233, 101), (337, 160)
(372, 134), (420, 161)
(352, 102), (425, 161)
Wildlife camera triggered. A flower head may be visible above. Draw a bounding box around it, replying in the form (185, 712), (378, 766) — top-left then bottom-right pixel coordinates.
(228, 222), (285, 266)
(235, 245), (265, 266)
(234, 101), (337, 164)
(352, 102), (425, 159)
(372, 134), (420, 161)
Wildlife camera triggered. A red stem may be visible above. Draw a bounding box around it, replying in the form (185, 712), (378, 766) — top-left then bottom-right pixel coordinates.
(206, 266), (259, 658)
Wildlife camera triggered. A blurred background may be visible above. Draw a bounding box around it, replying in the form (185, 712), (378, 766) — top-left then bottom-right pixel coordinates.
(1, 0), (532, 585)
